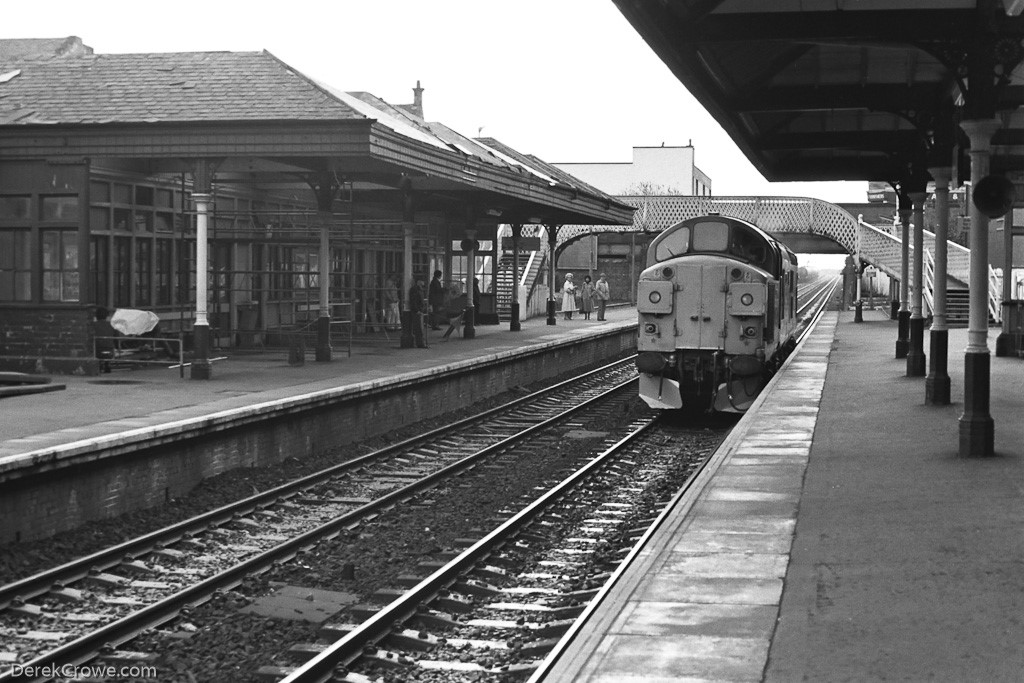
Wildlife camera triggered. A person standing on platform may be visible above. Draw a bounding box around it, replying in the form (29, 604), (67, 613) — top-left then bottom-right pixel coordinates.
(384, 276), (400, 325)
(428, 270), (445, 330)
(579, 275), (596, 320)
(595, 273), (610, 321)
(561, 273), (576, 320)
(409, 278), (427, 348)
(472, 277), (482, 313)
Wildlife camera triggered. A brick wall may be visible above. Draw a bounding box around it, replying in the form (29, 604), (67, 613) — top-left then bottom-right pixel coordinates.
(0, 306), (98, 374)
(0, 327), (638, 542)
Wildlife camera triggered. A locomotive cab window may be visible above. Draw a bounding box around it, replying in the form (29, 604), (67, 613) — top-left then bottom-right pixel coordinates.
(729, 225), (771, 272)
(691, 220), (729, 252)
(654, 226), (690, 262)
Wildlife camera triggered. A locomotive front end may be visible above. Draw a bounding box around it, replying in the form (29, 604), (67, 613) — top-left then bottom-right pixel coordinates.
(636, 215), (780, 414)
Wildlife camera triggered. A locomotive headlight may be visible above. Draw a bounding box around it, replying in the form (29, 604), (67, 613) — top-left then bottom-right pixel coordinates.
(743, 325), (757, 337)
(648, 291), (662, 304)
(643, 323), (658, 334)
(661, 267), (674, 279)
(740, 293), (754, 306)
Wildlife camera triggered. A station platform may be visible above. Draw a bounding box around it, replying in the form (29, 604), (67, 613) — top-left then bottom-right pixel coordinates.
(0, 307), (636, 458)
(544, 308), (1024, 682)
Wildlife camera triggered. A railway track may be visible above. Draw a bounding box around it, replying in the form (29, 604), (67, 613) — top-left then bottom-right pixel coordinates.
(0, 357), (639, 682)
(269, 418), (723, 682)
(260, 280), (837, 683)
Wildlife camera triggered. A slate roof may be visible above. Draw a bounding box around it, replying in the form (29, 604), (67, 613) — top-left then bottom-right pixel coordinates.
(0, 49), (364, 125)
(477, 137), (617, 200)
(0, 36), (91, 62)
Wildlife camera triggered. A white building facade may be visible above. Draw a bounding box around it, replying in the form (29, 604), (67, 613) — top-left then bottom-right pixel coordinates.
(554, 145), (711, 196)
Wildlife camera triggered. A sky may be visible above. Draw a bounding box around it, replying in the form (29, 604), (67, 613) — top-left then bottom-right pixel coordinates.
(5, 0), (868, 205)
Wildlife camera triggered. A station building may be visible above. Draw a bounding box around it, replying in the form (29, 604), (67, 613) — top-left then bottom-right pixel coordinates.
(0, 37), (633, 376)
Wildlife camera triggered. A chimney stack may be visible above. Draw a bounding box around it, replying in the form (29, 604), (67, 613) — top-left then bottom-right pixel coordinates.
(412, 80), (424, 119)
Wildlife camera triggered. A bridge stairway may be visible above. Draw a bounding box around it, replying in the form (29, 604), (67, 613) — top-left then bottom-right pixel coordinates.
(496, 252), (542, 322)
(946, 289), (969, 328)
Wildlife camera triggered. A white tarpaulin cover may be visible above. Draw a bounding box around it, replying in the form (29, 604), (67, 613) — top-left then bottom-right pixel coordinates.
(110, 309), (160, 336)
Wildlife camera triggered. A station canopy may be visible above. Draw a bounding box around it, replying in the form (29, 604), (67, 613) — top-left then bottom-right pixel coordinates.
(0, 42), (633, 227)
(613, 0), (1024, 184)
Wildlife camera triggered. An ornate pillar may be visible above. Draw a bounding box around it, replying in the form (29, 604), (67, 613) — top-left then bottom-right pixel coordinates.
(464, 229), (477, 339)
(510, 223), (522, 332)
(907, 190), (927, 376)
(958, 118), (1000, 457)
(400, 221), (415, 348)
(191, 191), (213, 380)
(316, 211), (332, 361)
(854, 222), (863, 323)
(896, 196), (912, 358)
(546, 225), (559, 325)
(189, 160), (217, 380)
(926, 167), (952, 404)
(308, 175), (339, 363)
(400, 184), (415, 348)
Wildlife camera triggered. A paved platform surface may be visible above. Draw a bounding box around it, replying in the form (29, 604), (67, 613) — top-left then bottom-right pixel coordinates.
(0, 307), (636, 460)
(544, 308), (1024, 682)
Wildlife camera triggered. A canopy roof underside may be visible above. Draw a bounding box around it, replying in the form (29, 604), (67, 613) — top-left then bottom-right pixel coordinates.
(614, 0), (1024, 184)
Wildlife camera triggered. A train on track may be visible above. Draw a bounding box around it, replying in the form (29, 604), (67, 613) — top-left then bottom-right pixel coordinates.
(636, 214), (799, 414)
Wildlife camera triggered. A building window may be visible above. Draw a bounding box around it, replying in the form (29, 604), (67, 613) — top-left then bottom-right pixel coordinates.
(0, 196), (31, 221)
(41, 229), (80, 302)
(135, 239), (152, 306)
(90, 236), (109, 307)
(41, 195), (80, 222)
(0, 228), (32, 301)
(156, 239), (172, 305)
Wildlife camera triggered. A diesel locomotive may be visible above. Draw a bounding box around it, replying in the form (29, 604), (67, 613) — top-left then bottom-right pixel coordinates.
(636, 214), (799, 413)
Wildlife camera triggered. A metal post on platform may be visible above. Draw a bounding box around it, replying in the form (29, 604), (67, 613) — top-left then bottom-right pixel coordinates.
(464, 228), (477, 339)
(854, 219), (863, 323)
(907, 190), (927, 376)
(958, 118), (1000, 457)
(510, 223), (522, 332)
(191, 191), (213, 380)
(896, 195), (912, 358)
(546, 224), (558, 326)
(316, 211), (332, 362)
(926, 167), (952, 405)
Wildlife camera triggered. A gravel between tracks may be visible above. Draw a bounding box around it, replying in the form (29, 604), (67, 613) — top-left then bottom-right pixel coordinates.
(0, 355), (631, 585)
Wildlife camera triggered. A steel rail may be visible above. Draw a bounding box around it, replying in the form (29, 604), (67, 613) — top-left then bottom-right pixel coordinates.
(0, 355), (636, 612)
(0, 374), (639, 682)
(527, 277), (837, 683)
(279, 417), (661, 683)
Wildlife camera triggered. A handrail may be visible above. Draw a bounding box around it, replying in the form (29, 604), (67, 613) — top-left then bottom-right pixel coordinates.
(923, 248), (935, 318)
(989, 265), (1003, 323)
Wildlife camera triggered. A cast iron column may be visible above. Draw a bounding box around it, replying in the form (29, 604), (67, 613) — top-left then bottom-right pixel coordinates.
(907, 191), (927, 376)
(959, 119), (999, 457)
(926, 167), (951, 404)
(191, 192), (212, 380)
(546, 224), (558, 325)
(510, 223), (522, 332)
(464, 229), (476, 339)
(316, 211), (332, 362)
(896, 198), (911, 358)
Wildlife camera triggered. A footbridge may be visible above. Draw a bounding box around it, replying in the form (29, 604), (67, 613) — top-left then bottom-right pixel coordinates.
(517, 195), (999, 323)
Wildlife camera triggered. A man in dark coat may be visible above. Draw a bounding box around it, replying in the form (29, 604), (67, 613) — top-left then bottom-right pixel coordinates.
(428, 270), (445, 330)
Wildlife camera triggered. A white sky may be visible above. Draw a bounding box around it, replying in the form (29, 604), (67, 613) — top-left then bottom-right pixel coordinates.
(6, 0), (868, 204)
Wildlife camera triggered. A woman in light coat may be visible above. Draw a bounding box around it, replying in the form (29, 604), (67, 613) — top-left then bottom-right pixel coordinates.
(561, 273), (576, 320)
